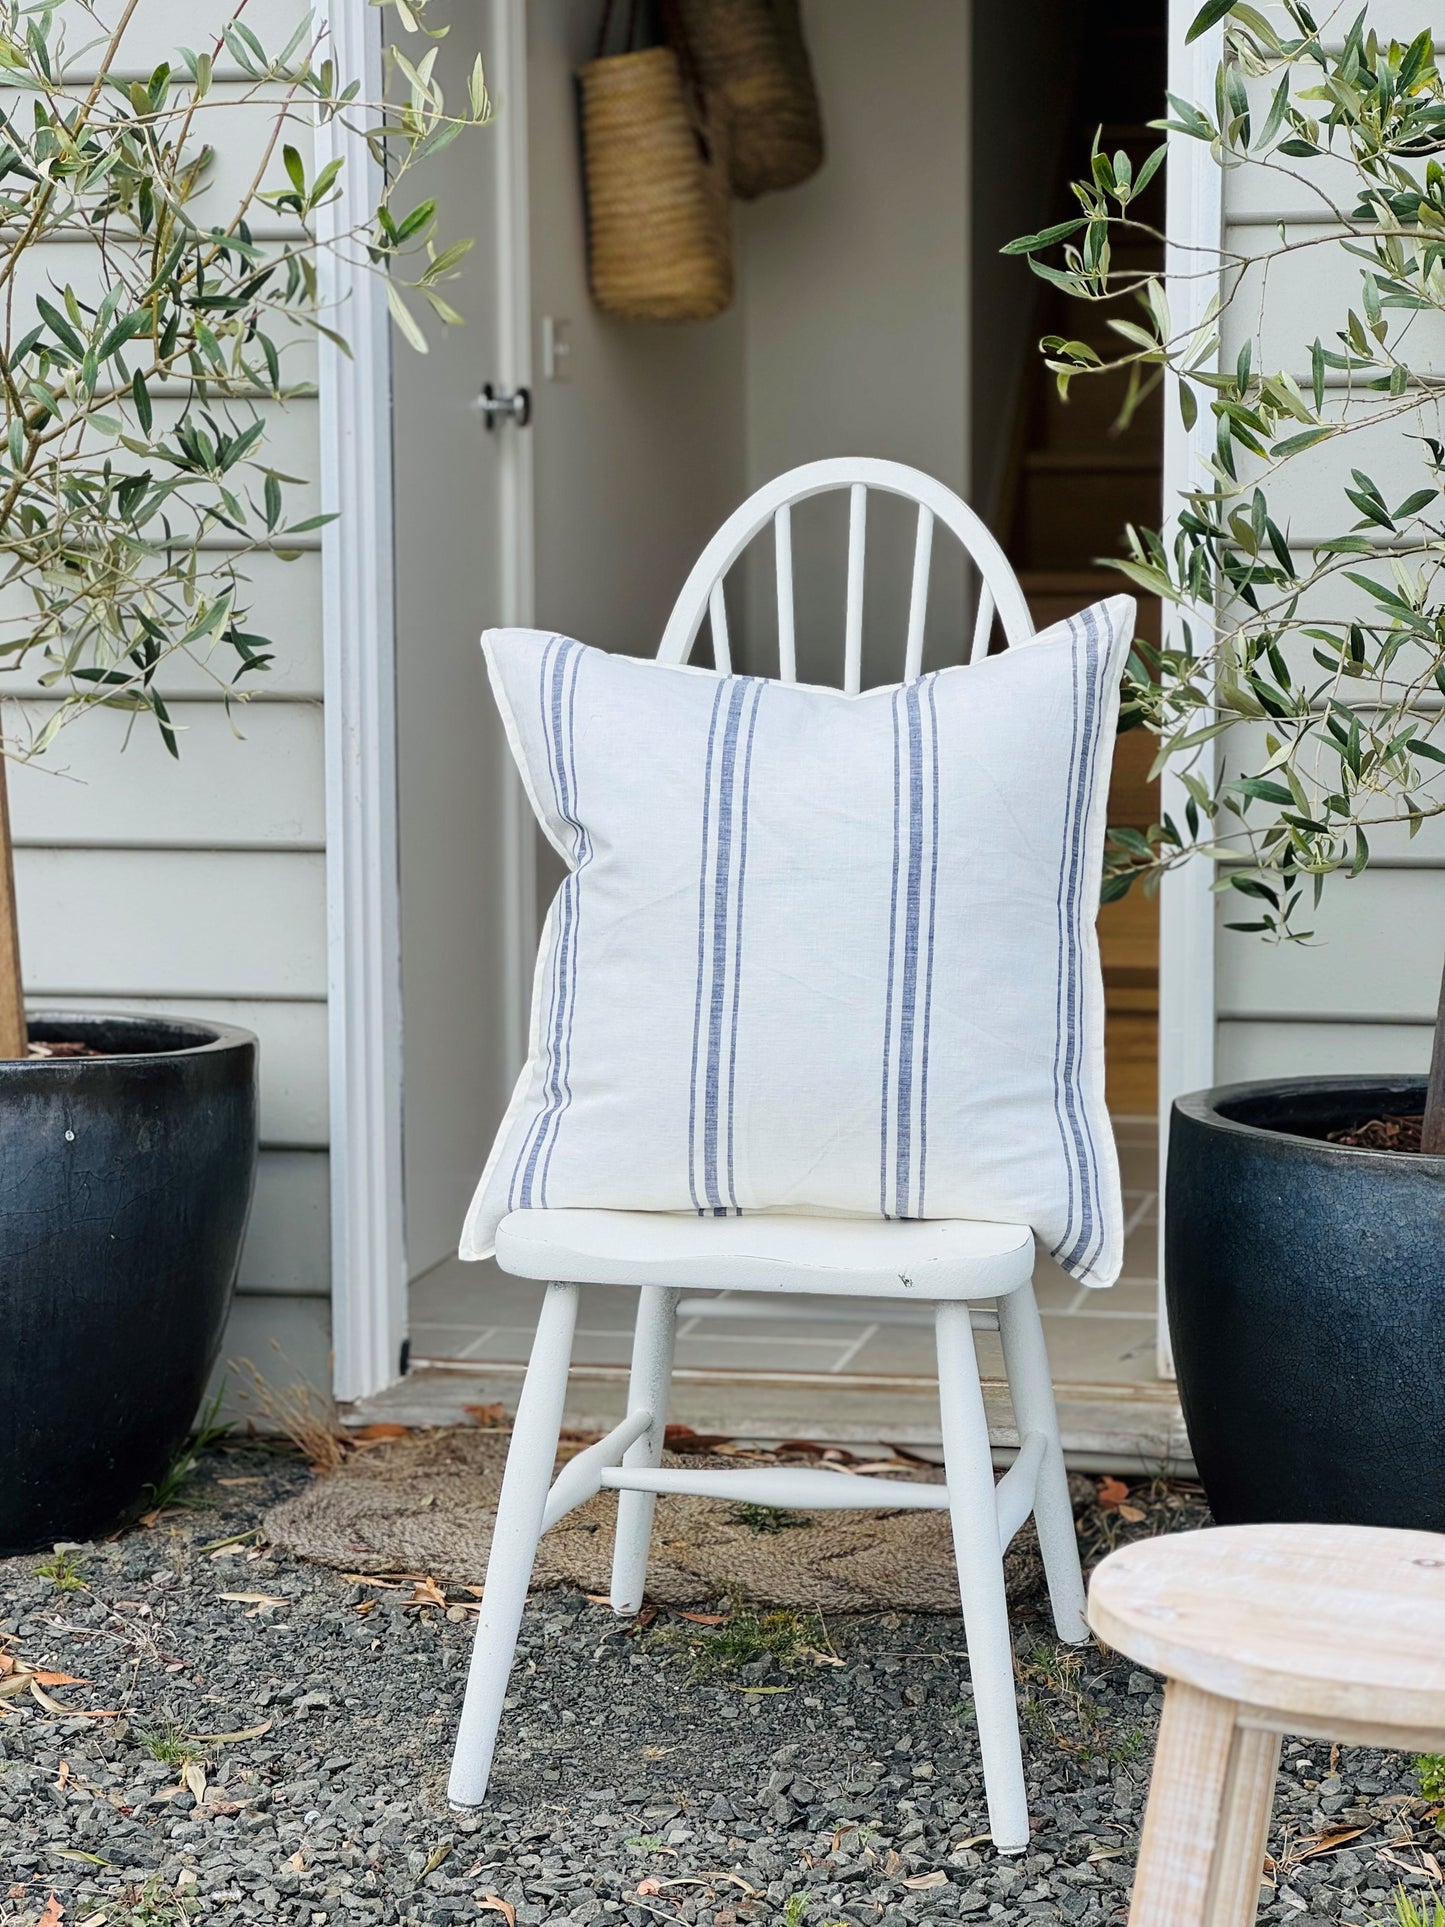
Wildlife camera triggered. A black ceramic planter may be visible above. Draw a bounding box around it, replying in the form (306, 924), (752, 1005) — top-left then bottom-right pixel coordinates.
(0, 1013), (257, 1553)
(1166, 1074), (1445, 1531)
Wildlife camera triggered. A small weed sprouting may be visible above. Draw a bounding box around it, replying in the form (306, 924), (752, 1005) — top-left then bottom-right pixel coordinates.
(138, 1718), (202, 1768)
(141, 1388), (231, 1514)
(1373, 1887), (1445, 1927)
(658, 1604), (837, 1680)
(623, 1833), (669, 1853)
(34, 1549), (86, 1592)
(781, 1896), (808, 1927)
(1016, 1638), (1143, 1768)
(112, 1877), (204, 1925)
(1418, 1754), (1445, 1803)
(729, 1502), (815, 1535)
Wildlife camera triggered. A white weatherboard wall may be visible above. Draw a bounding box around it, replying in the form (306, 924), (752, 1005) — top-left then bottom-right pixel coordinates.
(1212, 2), (1441, 1086)
(8, 0), (332, 1399)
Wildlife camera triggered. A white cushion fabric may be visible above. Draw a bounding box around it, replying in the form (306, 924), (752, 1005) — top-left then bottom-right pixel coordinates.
(462, 595), (1133, 1287)
(495, 1208), (1035, 1298)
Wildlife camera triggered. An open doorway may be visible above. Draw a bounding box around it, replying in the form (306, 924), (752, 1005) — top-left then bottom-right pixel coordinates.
(392, 0), (1177, 1458)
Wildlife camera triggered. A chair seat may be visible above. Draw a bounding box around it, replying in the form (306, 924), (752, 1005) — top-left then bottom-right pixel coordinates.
(1087, 1523), (1445, 1738)
(494, 1208), (1034, 1299)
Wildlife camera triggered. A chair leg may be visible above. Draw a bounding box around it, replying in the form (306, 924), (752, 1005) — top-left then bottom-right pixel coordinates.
(996, 1281), (1088, 1643)
(448, 1280), (579, 1810)
(1128, 1679), (1277, 1927)
(935, 1299), (1029, 1855)
(610, 1284), (679, 1615)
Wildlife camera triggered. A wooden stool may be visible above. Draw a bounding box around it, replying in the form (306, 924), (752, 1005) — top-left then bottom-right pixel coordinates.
(1088, 1523), (1445, 1927)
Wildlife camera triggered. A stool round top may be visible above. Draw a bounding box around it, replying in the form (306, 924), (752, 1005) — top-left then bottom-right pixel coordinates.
(1088, 1523), (1445, 1737)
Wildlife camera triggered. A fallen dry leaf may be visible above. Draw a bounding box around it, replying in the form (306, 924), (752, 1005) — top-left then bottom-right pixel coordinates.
(672, 1611), (725, 1626)
(901, 1870), (948, 1890)
(1096, 1476), (1130, 1508)
(79, 1913), (107, 1927)
(55, 1759), (69, 1789)
(184, 1719), (272, 1745)
(419, 1843), (451, 1878)
(182, 1760), (208, 1806)
(38, 1897), (63, 1927)
(479, 1896), (516, 1927)
(635, 1878), (663, 1897)
(1115, 1503), (1147, 1524)
(353, 1421), (410, 1442)
(288, 1848), (307, 1873)
(1297, 1826), (1369, 1860)
(407, 1577), (448, 1609)
(464, 1402), (509, 1429)
(218, 1592), (288, 1617)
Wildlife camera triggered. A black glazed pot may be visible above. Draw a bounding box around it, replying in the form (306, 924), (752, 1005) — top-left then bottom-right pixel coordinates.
(0, 1013), (257, 1552)
(1166, 1074), (1445, 1531)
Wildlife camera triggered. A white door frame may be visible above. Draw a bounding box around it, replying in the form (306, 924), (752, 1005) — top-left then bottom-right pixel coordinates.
(1156, 2), (1224, 1376)
(321, 0), (1222, 1399)
(320, 0), (537, 1403)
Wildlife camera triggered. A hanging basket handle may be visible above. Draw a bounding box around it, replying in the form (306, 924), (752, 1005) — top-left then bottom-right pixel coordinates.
(594, 0), (642, 61)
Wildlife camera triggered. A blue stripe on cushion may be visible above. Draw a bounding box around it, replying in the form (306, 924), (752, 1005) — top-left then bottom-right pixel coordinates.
(917, 674), (941, 1218)
(725, 681), (764, 1210)
(894, 681), (926, 1217)
(703, 682), (752, 1210)
(1050, 601), (1111, 1277)
(539, 639), (591, 1201)
(513, 636), (584, 1208)
(879, 689), (903, 1216)
(688, 679), (728, 1213)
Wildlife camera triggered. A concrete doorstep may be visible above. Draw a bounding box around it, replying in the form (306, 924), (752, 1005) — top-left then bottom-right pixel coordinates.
(348, 1359), (1194, 1479)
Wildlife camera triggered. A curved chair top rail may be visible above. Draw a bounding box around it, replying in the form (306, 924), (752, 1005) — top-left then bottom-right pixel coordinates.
(657, 457), (1035, 691)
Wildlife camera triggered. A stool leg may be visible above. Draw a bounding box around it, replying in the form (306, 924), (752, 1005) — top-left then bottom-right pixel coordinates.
(996, 1281), (1088, 1642)
(1129, 1680), (1277, 1927)
(610, 1284), (679, 1614)
(935, 1299), (1029, 1855)
(1208, 1725), (1281, 1927)
(448, 1280), (578, 1809)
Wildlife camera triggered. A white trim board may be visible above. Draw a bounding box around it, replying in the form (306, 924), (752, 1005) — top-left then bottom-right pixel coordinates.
(317, 0), (406, 1403)
(321, 0), (537, 1403)
(1156, 3), (1225, 1379)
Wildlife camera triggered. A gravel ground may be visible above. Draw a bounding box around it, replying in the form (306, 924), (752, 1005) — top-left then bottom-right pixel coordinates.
(0, 1440), (1438, 1927)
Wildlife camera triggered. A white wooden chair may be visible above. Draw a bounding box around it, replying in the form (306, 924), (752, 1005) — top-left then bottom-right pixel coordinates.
(448, 458), (1088, 1854)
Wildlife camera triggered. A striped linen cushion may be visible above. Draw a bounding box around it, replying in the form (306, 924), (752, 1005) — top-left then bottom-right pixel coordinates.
(462, 594), (1134, 1286)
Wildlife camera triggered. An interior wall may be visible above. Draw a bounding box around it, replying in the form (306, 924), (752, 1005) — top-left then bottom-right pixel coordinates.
(527, 1), (747, 657)
(736, 0), (973, 686)
(969, 0), (1085, 528)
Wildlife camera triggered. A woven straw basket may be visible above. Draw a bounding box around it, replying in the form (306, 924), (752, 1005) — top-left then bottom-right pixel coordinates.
(675, 0), (824, 200)
(579, 44), (734, 324)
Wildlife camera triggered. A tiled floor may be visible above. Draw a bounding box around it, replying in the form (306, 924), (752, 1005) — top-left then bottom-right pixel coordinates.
(409, 1119), (1162, 1391)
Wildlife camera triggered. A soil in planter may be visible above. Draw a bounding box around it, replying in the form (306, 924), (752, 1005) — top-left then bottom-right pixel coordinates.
(1325, 1112), (1424, 1152)
(25, 1039), (106, 1058)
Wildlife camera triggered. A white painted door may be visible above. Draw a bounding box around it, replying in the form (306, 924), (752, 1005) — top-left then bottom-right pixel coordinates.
(392, 0), (535, 1302)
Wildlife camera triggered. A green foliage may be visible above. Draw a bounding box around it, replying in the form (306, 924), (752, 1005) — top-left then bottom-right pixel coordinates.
(658, 1605), (835, 1680)
(1419, 1752), (1445, 1801)
(141, 1387), (231, 1512)
(1372, 1886), (1445, 1927)
(34, 1546), (86, 1589)
(0, 0), (488, 759)
(728, 1502), (816, 1534)
(138, 1717), (202, 1767)
(1009, 5), (1445, 939)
